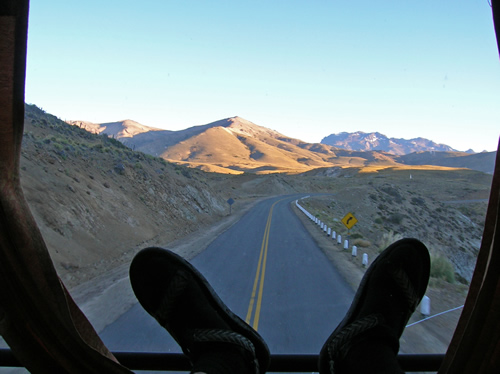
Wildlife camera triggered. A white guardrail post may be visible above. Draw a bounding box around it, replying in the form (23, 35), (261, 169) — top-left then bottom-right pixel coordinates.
(421, 295), (431, 317)
(297, 200), (357, 255)
(351, 245), (357, 257)
(362, 253), (369, 267)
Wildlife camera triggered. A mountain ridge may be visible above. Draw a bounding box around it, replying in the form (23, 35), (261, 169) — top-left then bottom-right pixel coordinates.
(69, 119), (164, 138)
(321, 131), (463, 155)
(67, 117), (495, 174)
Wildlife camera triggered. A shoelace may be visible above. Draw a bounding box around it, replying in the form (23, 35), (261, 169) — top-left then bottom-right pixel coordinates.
(326, 314), (381, 374)
(194, 329), (260, 374)
(152, 271), (261, 374)
(392, 267), (420, 312)
(153, 270), (188, 327)
(325, 268), (421, 373)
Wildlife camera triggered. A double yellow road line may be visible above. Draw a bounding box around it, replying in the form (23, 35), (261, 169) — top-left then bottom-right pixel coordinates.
(245, 200), (280, 331)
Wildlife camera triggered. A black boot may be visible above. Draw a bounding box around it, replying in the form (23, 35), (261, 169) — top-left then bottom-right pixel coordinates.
(319, 238), (430, 374)
(130, 247), (270, 374)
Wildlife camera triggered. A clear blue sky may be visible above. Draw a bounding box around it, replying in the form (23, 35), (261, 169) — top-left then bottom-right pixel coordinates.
(25, 0), (499, 152)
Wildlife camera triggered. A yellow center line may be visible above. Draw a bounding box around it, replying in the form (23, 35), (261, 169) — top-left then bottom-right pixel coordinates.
(245, 207), (272, 327)
(253, 213), (271, 330)
(245, 199), (285, 331)
(244, 215), (267, 323)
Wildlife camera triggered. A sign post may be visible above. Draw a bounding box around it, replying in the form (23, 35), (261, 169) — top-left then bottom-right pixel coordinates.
(227, 198), (235, 215)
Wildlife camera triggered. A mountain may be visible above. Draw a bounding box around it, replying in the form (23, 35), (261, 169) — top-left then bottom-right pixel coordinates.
(69, 117), (343, 174)
(321, 131), (458, 155)
(67, 117), (495, 174)
(68, 119), (163, 138)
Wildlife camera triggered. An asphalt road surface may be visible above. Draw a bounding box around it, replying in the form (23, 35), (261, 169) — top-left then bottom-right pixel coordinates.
(100, 194), (354, 373)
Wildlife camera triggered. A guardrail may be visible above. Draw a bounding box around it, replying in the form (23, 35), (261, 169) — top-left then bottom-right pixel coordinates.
(295, 198), (356, 254)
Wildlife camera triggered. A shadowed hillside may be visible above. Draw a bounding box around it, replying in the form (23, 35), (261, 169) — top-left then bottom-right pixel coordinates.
(23, 106), (235, 287)
(396, 151), (496, 174)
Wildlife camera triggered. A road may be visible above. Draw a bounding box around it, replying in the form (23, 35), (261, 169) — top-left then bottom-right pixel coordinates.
(99, 194), (354, 372)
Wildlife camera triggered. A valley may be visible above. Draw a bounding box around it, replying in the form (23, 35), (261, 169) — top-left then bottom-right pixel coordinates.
(16, 104), (494, 358)
(22, 104), (492, 289)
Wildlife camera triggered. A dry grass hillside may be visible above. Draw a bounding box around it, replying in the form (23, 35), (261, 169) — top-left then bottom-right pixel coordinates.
(160, 126), (335, 174)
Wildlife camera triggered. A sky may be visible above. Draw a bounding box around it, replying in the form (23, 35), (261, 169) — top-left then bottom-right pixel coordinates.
(25, 0), (499, 153)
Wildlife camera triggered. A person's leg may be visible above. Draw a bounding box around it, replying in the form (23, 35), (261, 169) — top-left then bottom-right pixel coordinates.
(319, 238), (430, 374)
(129, 247), (270, 374)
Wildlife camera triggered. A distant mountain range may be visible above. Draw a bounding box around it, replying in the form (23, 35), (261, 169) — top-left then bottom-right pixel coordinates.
(321, 131), (468, 155)
(68, 118), (495, 174)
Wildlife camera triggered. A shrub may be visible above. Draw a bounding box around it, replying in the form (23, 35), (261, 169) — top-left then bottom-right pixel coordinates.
(378, 231), (403, 252)
(380, 186), (403, 203)
(411, 197), (426, 206)
(430, 255), (455, 283)
(387, 213), (404, 225)
(378, 204), (388, 211)
(353, 238), (371, 247)
(114, 163), (126, 175)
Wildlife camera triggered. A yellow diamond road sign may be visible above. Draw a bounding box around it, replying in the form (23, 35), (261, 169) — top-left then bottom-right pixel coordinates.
(342, 213), (358, 229)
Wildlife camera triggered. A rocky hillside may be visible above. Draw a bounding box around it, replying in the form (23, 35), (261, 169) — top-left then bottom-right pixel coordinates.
(21, 105), (236, 287)
(298, 168), (492, 284)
